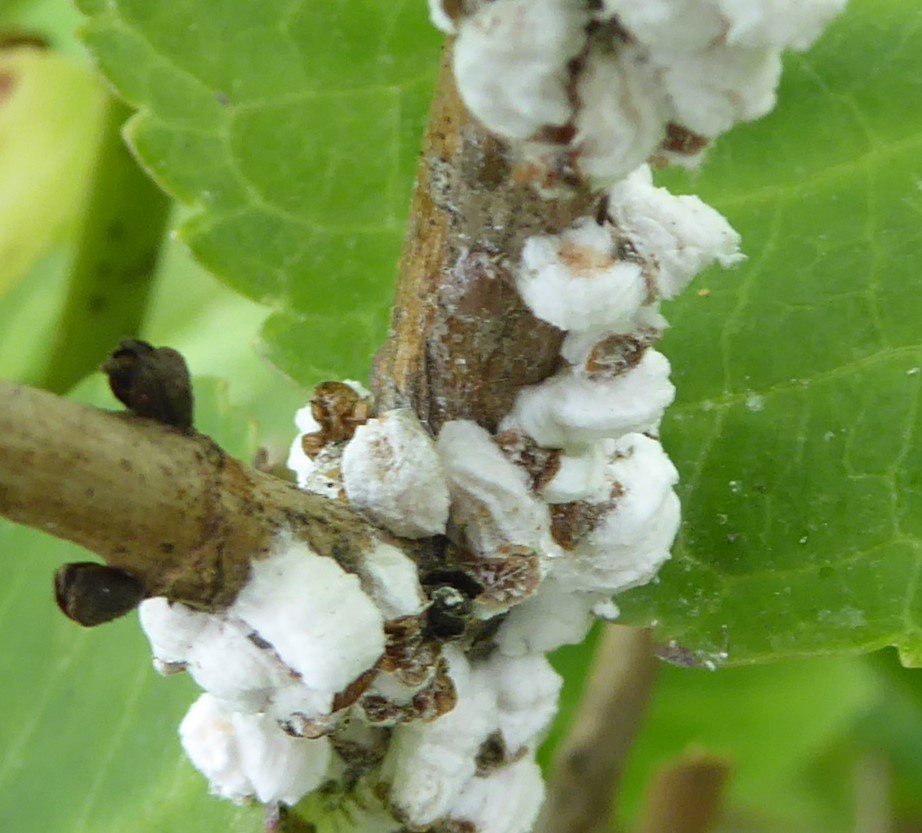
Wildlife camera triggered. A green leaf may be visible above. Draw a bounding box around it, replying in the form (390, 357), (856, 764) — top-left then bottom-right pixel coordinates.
(543, 633), (890, 832)
(140, 215), (311, 445)
(260, 304), (392, 386)
(0, 376), (260, 833)
(70, 372), (259, 456)
(853, 652), (922, 825)
(618, 656), (879, 832)
(0, 251), (69, 384)
(0, 199), (309, 444)
(76, 0), (442, 388)
(40, 95), (173, 394)
(1, 0), (87, 57)
(74, 0), (922, 664)
(616, 0), (922, 665)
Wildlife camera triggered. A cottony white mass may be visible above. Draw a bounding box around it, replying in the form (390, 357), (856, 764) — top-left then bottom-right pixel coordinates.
(136, 2), (847, 830)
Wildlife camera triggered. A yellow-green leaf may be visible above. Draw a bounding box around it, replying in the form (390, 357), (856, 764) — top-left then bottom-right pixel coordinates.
(0, 47), (106, 299)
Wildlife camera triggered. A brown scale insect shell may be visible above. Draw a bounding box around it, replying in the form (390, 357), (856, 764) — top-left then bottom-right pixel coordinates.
(309, 381), (372, 446)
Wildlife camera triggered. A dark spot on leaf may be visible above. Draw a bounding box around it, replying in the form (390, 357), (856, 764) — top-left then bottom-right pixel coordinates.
(86, 293), (108, 314)
(127, 246), (160, 282)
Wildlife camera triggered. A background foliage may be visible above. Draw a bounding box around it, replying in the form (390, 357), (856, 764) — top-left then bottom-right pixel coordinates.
(1, 0), (921, 830)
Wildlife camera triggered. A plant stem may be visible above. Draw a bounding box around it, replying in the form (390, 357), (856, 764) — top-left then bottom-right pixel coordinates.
(0, 379), (382, 608)
(635, 753), (730, 833)
(372, 47), (595, 432)
(632, 752), (731, 833)
(372, 46), (663, 832)
(3, 44), (662, 831)
(853, 754), (892, 833)
(3, 50), (595, 617)
(40, 95), (171, 393)
(535, 626), (659, 833)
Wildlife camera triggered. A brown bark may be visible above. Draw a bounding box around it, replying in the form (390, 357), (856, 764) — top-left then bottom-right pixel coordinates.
(0, 37), (664, 831)
(0, 46), (597, 611)
(535, 626), (659, 833)
(0, 379), (378, 608)
(633, 753), (732, 833)
(372, 47), (596, 433)
(372, 48), (663, 833)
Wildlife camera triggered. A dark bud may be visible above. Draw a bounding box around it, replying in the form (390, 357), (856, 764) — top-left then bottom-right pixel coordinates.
(424, 584), (473, 642)
(54, 562), (146, 627)
(103, 339), (194, 429)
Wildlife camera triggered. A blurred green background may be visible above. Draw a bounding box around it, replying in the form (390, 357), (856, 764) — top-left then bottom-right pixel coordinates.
(2, 1), (922, 832)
